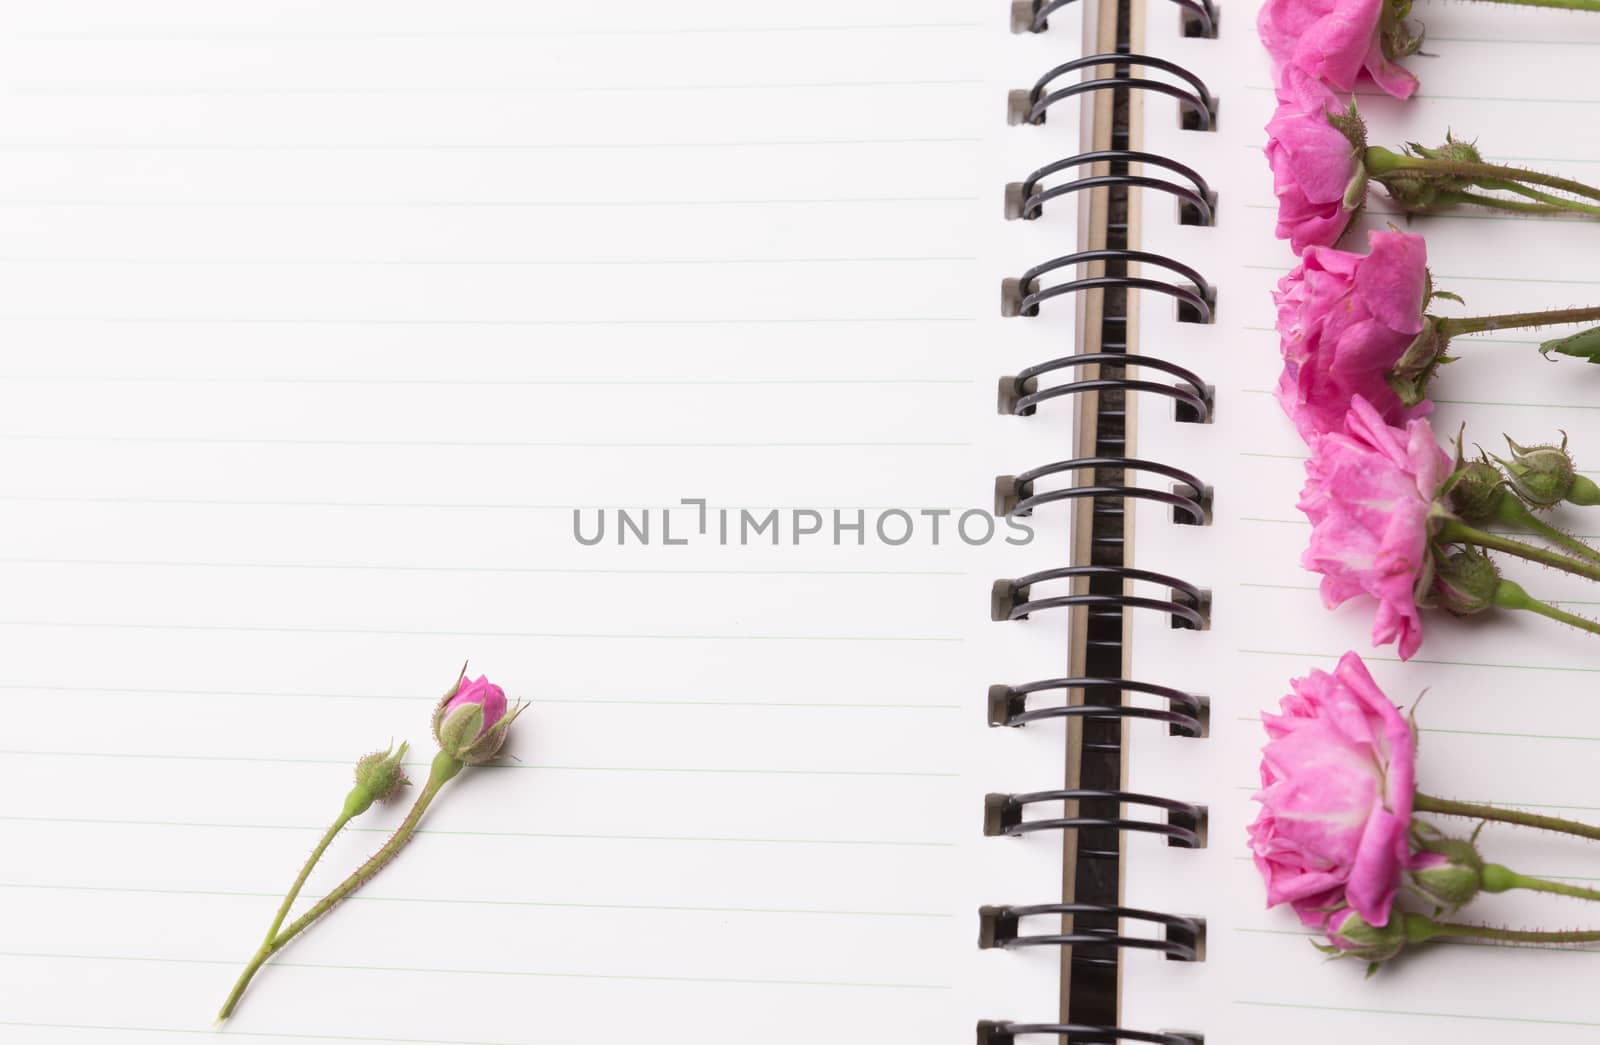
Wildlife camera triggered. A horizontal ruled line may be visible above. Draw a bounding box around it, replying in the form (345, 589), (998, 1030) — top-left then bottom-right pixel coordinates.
(0, 1020), (516, 1045)
(0, 195), (979, 209)
(0, 314), (975, 327)
(16, 78), (981, 96)
(0, 681), (961, 711)
(0, 882), (948, 919)
(1239, 647), (1600, 675)
(0, 951), (950, 991)
(0, 433), (969, 449)
(0, 813), (955, 848)
(0, 556), (965, 578)
(0, 619), (963, 643)
(0, 375), (976, 387)
(0, 494), (968, 512)
(0, 254), (977, 267)
(24, 21), (985, 41)
(0, 750), (960, 778)
(1236, 999), (1600, 1029)
(0, 136), (980, 151)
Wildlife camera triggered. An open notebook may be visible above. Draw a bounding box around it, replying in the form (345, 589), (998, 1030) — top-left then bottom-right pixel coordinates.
(0, 2), (1100, 1043)
(6, 1), (1598, 1043)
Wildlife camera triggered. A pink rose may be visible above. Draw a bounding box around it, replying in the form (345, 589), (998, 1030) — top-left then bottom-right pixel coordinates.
(433, 673), (524, 765)
(442, 675), (508, 733)
(1274, 228), (1430, 441)
(1298, 396), (1449, 660)
(1265, 70), (1364, 254)
(1257, 0), (1418, 100)
(1248, 651), (1416, 930)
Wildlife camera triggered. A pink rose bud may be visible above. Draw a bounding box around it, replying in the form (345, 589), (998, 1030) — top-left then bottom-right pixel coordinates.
(1264, 69), (1367, 255)
(1257, 0), (1419, 100)
(1249, 651), (1416, 930)
(1298, 397), (1450, 660)
(1406, 827), (1484, 913)
(1274, 228), (1431, 441)
(1321, 909), (1406, 964)
(432, 671), (526, 766)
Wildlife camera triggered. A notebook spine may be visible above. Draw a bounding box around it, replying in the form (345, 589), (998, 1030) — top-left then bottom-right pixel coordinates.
(986, 3), (1217, 1041)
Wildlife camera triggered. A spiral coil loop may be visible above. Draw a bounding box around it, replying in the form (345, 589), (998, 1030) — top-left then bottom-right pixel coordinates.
(987, 678), (1207, 737)
(991, 565), (1209, 629)
(1009, 151), (1215, 225)
(1000, 353), (1213, 422)
(1012, 55), (1217, 130)
(995, 457), (1211, 525)
(1003, 249), (1215, 324)
(984, 790), (1207, 851)
(978, 904), (1205, 962)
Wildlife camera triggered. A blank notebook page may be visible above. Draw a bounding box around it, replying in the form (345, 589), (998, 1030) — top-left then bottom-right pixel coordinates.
(1126, 2), (1600, 1041)
(0, 2), (1088, 1043)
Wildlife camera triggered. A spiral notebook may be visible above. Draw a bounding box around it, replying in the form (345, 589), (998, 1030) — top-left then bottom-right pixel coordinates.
(5, 1), (1600, 1043)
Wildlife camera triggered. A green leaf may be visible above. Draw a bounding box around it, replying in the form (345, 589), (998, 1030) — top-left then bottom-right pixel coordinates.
(1540, 325), (1600, 363)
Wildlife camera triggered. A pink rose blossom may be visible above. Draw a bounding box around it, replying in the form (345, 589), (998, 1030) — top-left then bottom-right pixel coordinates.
(1265, 70), (1364, 254)
(433, 672), (523, 766)
(1248, 651), (1416, 930)
(1275, 228), (1430, 441)
(443, 675), (508, 736)
(1257, 0), (1418, 100)
(1298, 396), (1449, 660)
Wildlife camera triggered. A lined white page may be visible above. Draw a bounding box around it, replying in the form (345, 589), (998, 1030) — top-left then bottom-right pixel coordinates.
(0, 2), (1088, 1043)
(1125, 2), (1600, 1041)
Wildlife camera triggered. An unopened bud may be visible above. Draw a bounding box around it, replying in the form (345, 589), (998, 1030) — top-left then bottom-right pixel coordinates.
(1408, 824), (1484, 912)
(343, 741), (410, 819)
(1429, 546), (1500, 617)
(432, 669), (528, 766)
(1496, 434), (1576, 508)
(1386, 317), (1452, 408)
(1319, 910), (1406, 965)
(1445, 458), (1506, 524)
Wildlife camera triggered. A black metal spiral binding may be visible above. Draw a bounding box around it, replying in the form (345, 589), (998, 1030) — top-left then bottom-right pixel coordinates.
(987, 678), (1207, 737)
(979, 904), (1204, 962)
(1003, 249), (1214, 324)
(991, 564), (1208, 629)
(1012, 55), (1217, 130)
(1016, 0), (1218, 37)
(1008, 151), (1215, 225)
(979, 1022), (1204, 1045)
(984, 790), (1206, 852)
(1000, 353), (1213, 422)
(996, 457), (1210, 525)
(992, 21), (1215, 1045)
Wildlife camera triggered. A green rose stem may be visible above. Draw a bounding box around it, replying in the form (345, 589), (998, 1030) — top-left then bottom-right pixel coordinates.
(1367, 146), (1600, 213)
(1416, 792), (1600, 843)
(216, 750), (461, 1023)
(1480, 491), (1600, 565)
(1412, 917), (1600, 948)
(1437, 306), (1600, 339)
(1431, 191), (1599, 217)
(1438, 519), (1600, 582)
(1474, 0), (1600, 12)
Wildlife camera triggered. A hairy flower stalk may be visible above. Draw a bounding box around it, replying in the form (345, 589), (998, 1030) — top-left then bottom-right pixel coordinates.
(217, 672), (527, 1022)
(1366, 144), (1600, 220)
